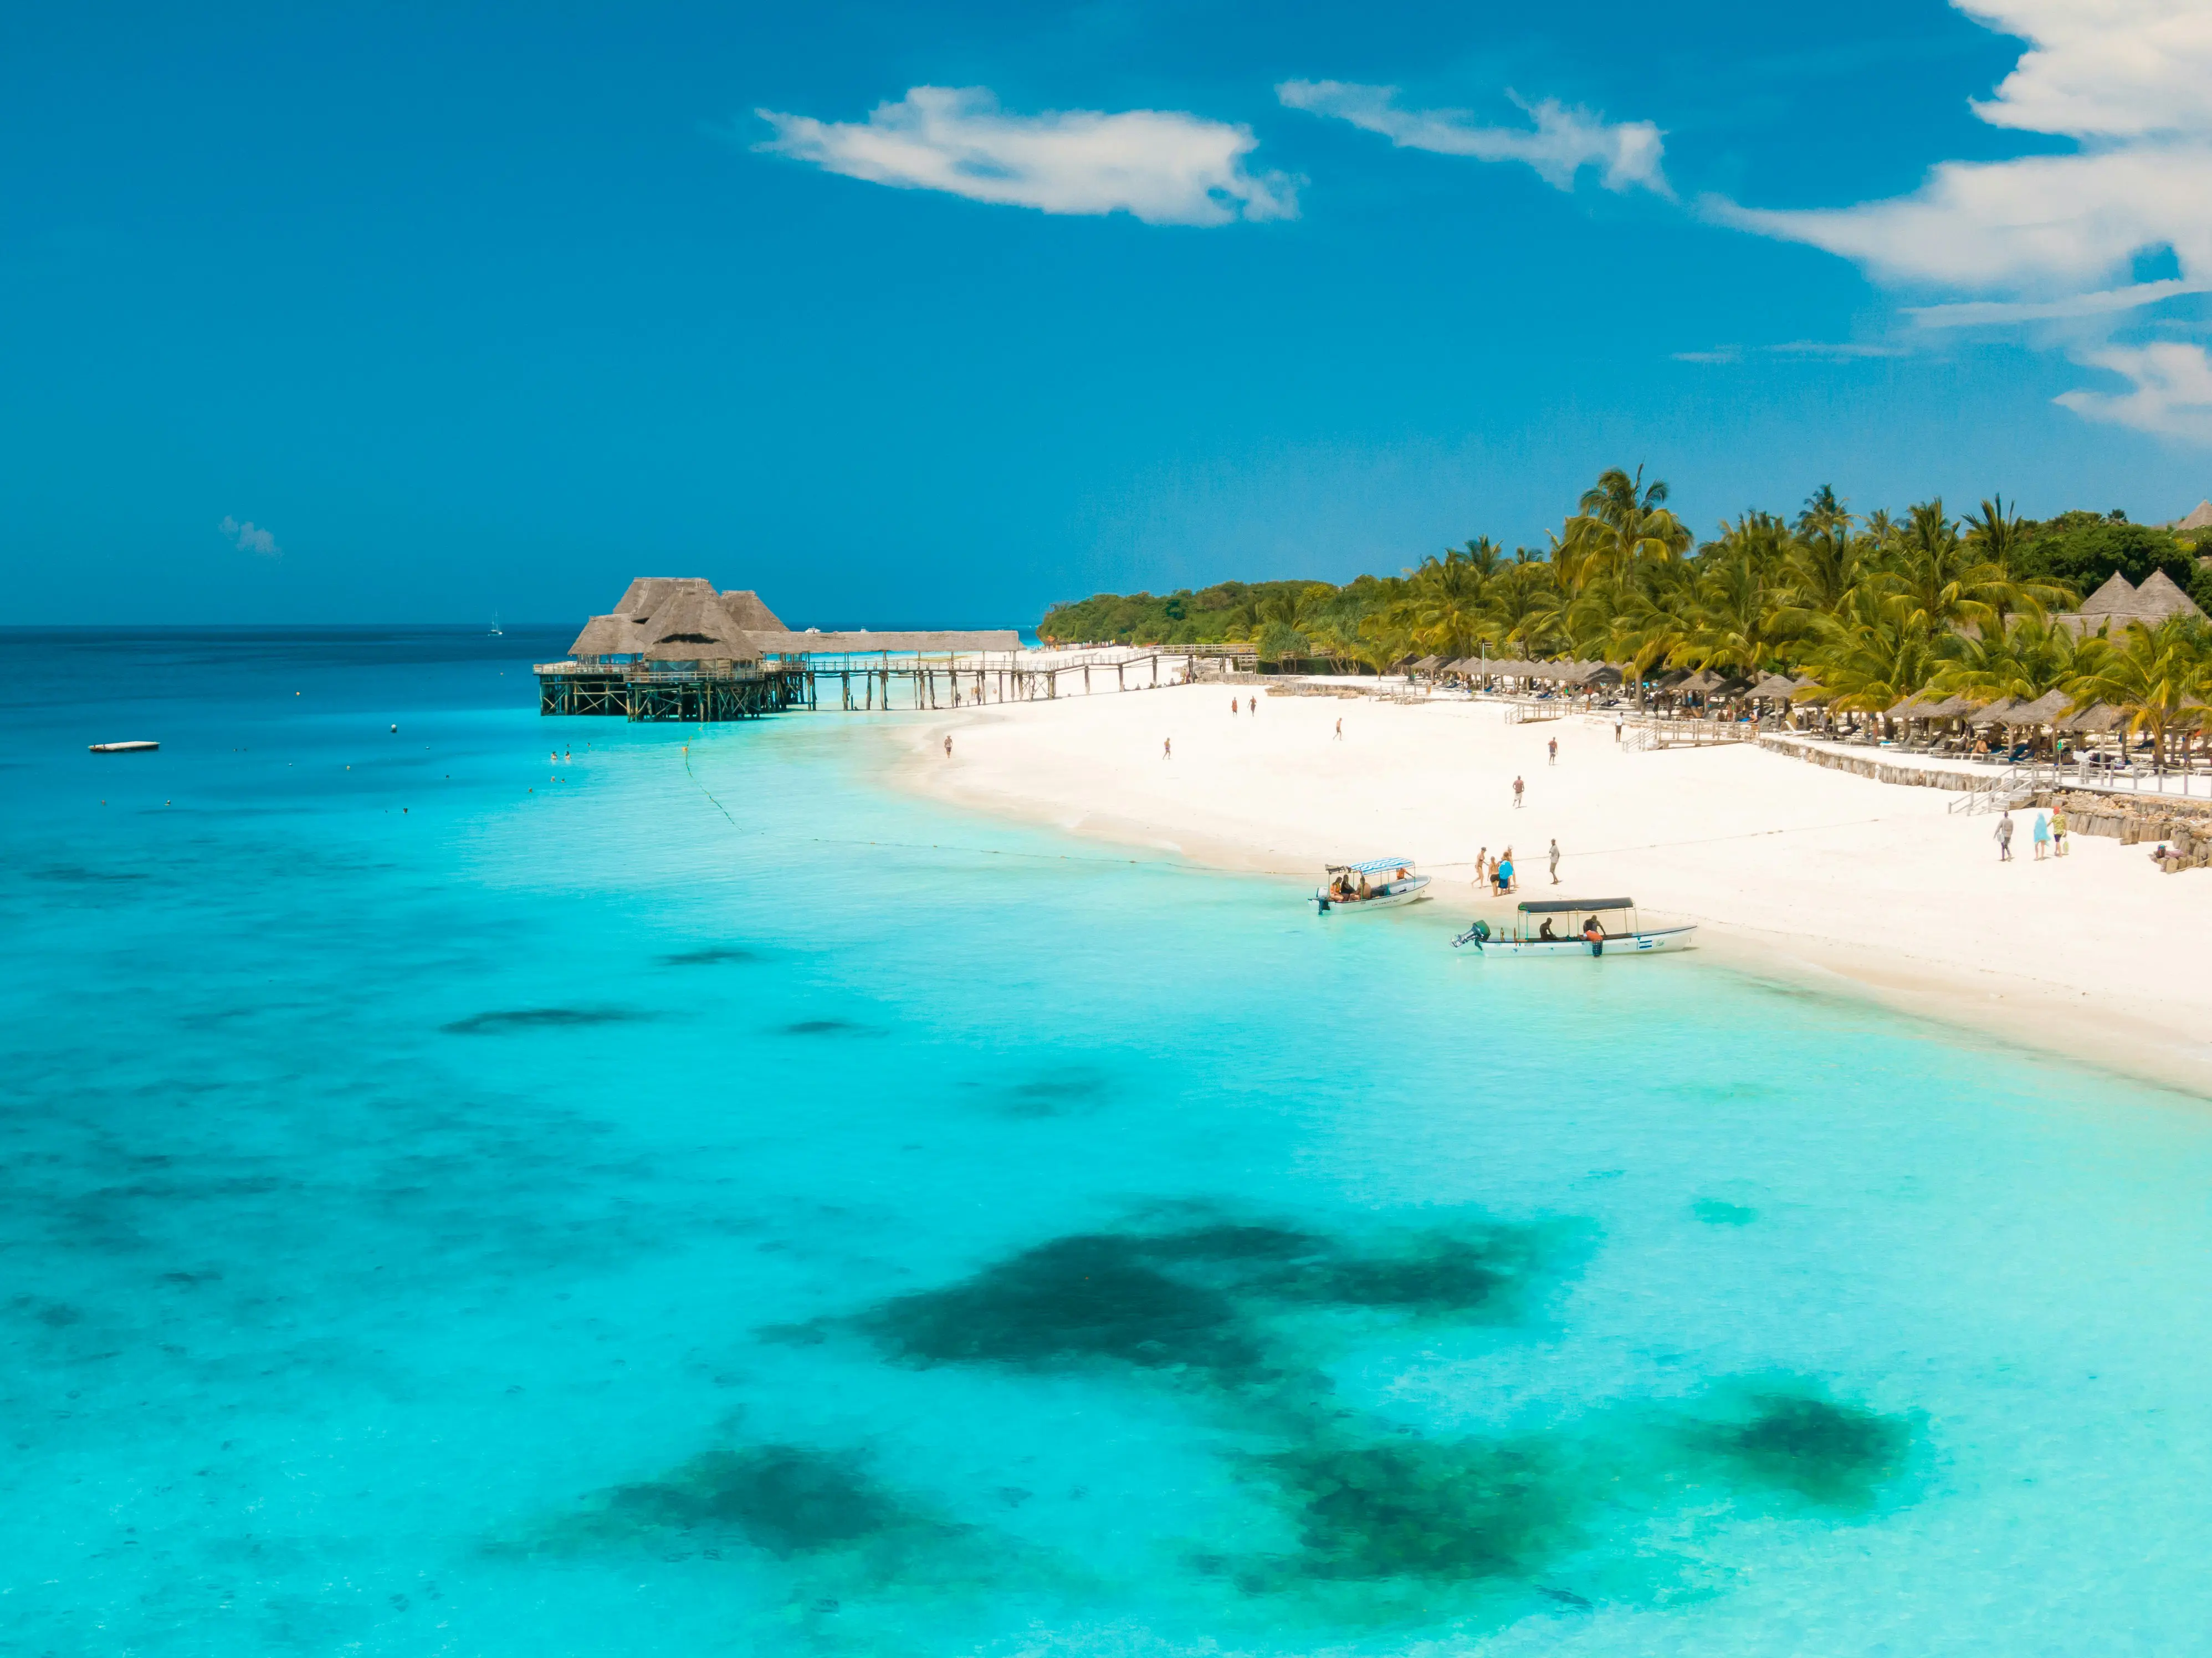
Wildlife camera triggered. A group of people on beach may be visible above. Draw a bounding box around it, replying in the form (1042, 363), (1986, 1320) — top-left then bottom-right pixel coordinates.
(1993, 807), (2069, 862)
(1474, 836), (1564, 893)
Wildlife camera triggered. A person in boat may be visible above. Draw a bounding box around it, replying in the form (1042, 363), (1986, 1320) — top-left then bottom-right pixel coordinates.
(1538, 917), (1556, 940)
(1356, 873), (1372, 899)
(1582, 915), (1605, 956)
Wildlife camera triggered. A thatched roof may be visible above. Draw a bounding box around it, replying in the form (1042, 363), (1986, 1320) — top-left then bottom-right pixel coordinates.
(2077, 572), (2142, 618)
(569, 612), (648, 658)
(1970, 695), (2021, 723)
(2010, 689), (2073, 725)
(2056, 702), (2126, 734)
(615, 576), (716, 621)
(751, 629), (1025, 654)
(719, 589), (787, 631)
(1410, 655), (1441, 672)
(2173, 500), (2212, 533)
(2134, 569), (2205, 621)
(1677, 668), (1725, 695)
(643, 589), (758, 661)
(1887, 693), (1941, 720)
(1918, 694), (1973, 720)
(1748, 672), (1799, 700)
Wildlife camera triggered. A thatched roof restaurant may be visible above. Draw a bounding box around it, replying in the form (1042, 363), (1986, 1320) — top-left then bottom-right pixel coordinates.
(564, 578), (1023, 668)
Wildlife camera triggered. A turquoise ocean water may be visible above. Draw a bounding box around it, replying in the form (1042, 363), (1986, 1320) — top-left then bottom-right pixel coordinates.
(7, 627), (2212, 1655)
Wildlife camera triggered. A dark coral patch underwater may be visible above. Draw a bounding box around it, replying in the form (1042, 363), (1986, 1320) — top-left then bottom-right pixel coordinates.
(441, 1007), (647, 1034)
(850, 1215), (1582, 1383)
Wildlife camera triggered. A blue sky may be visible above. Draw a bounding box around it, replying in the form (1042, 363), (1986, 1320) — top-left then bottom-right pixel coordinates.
(4, 0), (2209, 626)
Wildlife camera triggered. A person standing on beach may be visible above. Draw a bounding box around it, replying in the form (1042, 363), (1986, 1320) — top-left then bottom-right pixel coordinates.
(2052, 805), (2070, 856)
(2033, 810), (2050, 861)
(1476, 846), (1489, 888)
(1513, 775), (1525, 808)
(943, 735), (953, 758)
(1614, 718), (1623, 744)
(1548, 838), (1561, 884)
(1248, 697), (1256, 714)
(1230, 697), (1238, 717)
(1164, 738), (1172, 759)
(1994, 811), (2014, 861)
(1334, 718), (1343, 740)
(1547, 737), (1557, 766)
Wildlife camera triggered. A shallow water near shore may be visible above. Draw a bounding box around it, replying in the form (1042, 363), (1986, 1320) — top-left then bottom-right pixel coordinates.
(7, 627), (2212, 1655)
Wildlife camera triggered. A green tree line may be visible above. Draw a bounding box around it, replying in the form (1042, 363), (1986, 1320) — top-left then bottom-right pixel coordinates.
(1040, 470), (2212, 759)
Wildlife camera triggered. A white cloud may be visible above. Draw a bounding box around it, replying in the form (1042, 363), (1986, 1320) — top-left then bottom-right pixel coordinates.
(754, 86), (1297, 226)
(1714, 0), (2212, 443)
(1963, 0), (2212, 140)
(2054, 342), (2212, 441)
(1907, 278), (2211, 327)
(1278, 80), (1669, 196)
(218, 515), (280, 557)
(1714, 144), (2212, 291)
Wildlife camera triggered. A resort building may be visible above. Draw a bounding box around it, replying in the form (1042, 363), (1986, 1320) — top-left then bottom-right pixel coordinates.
(541, 577), (1026, 719)
(2051, 570), (2206, 634)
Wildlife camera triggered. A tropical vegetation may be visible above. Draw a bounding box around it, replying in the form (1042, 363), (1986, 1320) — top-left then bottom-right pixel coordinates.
(1037, 469), (2212, 760)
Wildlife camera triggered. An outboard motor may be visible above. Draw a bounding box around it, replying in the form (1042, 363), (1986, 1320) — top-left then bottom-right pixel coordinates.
(1452, 919), (1491, 951)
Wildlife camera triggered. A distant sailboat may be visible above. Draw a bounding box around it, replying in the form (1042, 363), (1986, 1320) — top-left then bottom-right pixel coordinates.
(489, 613), (505, 638)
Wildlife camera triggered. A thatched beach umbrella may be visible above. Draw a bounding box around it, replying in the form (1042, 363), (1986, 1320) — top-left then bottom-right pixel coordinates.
(2008, 689), (2071, 727)
(2056, 702), (2124, 734)
(1748, 672), (1798, 702)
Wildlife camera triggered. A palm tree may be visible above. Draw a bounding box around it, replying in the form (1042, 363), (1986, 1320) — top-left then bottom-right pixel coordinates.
(1796, 484), (1854, 540)
(1559, 465), (1691, 591)
(1927, 612), (2093, 704)
(2065, 617), (2212, 769)
(1962, 493), (2026, 572)
(1802, 585), (1942, 721)
(1876, 499), (2062, 636)
(1395, 544), (1493, 659)
(1483, 561), (1565, 658)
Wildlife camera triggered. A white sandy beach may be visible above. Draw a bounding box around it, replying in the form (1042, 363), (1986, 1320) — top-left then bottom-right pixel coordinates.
(905, 683), (2212, 1094)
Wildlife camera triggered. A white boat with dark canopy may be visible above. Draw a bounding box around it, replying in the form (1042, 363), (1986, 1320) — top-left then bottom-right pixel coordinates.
(1315, 857), (1432, 913)
(1453, 897), (1696, 957)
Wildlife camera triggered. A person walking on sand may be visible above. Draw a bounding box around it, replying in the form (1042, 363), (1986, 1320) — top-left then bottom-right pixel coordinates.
(1230, 697), (1238, 717)
(1614, 717), (1623, 744)
(2033, 809), (2050, 861)
(1994, 810), (2014, 862)
(1248, 696), (1256, 714)
(1548, 838), (1561, 884)
(1475, 846), (1489, 888)
(2052, 805), (2070, 856)
(1547, 736), (1558, 766)
(1513, 775), (1525, 808)
(1164, 738), (1172, 759)
(943, 735), (953, 758)
(1334, 717), (1343, 740)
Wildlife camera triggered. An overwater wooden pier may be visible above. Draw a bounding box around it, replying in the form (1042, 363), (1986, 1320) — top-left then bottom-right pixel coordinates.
(535, 576), (1252, 722)
(537, 648), (1242, 721)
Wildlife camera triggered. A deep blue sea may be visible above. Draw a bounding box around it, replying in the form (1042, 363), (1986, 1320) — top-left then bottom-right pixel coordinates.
(7, 627), (2212, 1656)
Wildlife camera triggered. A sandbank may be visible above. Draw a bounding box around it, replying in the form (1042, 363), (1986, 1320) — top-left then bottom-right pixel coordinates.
(894, 684), (2212, 1098)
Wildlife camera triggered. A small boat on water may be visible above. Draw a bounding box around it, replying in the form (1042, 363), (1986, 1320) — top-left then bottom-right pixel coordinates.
(1454, 897), (1696, 957)
(89, 740), (159, 754)
(1317, 857), (1432, 913)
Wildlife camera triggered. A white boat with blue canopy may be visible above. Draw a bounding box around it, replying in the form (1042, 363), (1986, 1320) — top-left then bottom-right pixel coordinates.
(1452, 897), (1696, 957)
(1315, 857), (1431, 913)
